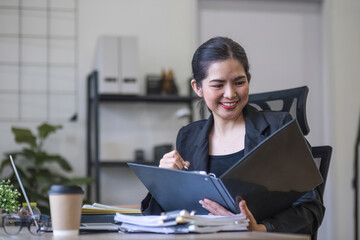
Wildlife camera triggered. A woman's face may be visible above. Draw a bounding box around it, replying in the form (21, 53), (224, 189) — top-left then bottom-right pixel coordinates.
(192, 58), (250, 121)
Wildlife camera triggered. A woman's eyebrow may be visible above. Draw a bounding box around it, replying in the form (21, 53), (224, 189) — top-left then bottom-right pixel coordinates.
(209, 75), (246, 83)
(209, 79), (226, 83)
(233, 76), (246, 81)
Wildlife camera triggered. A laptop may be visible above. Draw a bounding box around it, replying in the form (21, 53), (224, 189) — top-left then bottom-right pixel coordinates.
(8, 155), (119, 232)
(129, 119), (323, 221)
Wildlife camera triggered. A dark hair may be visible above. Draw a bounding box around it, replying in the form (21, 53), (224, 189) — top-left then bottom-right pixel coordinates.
(191, 37), (250, 87)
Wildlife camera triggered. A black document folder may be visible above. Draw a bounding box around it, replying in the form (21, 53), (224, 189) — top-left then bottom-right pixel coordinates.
(129, 119), (323, 221)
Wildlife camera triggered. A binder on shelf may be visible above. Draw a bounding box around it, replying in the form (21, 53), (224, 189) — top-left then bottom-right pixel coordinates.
(94, 36), (120, 94)
(94, 35), (140, 95)
(128, 119), (323, 221)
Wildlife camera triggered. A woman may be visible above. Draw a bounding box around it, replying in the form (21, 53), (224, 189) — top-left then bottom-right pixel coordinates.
(141, 37), (324, 234)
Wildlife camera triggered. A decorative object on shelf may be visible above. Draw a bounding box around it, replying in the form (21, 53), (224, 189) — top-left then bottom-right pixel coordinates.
(146, 69), (178, 96)
(175, 108), (191, 119)
(153, 144), (173, 165)
(134, 150), (145, 163)
(0, 123), (93, 214)
(146, 74), (163, 95)
(161, 69), (178, 96)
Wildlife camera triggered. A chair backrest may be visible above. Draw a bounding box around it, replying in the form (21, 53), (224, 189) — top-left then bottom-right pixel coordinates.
(310, 145), (332, 240)
(311, 145), (333, 200)
(248, 86), (310, 136)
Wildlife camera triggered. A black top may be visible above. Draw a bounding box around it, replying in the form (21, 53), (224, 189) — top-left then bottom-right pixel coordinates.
(208, 150), (244, 177)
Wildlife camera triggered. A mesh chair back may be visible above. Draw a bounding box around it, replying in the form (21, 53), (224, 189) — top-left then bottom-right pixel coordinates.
(248, 86), (310, 136)
(311, 146), (333, 200)
(310, 145), (332, 240)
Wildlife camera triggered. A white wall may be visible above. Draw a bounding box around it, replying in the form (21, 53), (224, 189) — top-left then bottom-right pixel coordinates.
(322, 0), (360, 239)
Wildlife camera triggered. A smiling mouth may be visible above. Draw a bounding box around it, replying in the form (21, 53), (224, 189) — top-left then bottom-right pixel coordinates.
(222, 102), (236, 107)
(220, 101), (238, 109)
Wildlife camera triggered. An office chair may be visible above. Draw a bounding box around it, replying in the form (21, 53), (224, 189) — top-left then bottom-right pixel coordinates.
(247, 86), (331, 240)
(310, 145), (333, 240)
(312, 146), (333, 200)
(248, 86), (310, 136)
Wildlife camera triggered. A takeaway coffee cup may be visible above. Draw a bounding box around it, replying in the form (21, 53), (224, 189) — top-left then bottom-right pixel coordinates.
(48, 185), (84, 236)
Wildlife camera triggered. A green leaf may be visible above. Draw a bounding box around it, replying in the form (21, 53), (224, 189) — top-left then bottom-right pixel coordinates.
(11, 127), (37, 148)
(63, 177), (94, 186)
(37, 123), (62, 140)
(10, 167), (31, 188)
(42, 155), (72, 171)
(36, 175), (51, 184)
(19, 149), (37, 163)
(0, 158), (10, 175)
(0, 152), (25, 174)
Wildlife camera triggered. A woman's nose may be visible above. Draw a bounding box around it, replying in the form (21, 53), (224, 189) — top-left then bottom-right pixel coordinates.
(223, 84), (236, 99)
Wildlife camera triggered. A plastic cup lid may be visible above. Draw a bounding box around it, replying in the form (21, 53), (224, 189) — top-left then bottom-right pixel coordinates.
(22, 202), (37, 207)
(48, 185), (84, 195)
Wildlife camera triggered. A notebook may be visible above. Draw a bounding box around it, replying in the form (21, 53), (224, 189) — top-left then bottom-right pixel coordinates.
(129, 119), (323, 221)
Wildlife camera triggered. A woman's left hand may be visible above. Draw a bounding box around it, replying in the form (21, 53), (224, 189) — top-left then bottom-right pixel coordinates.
(199, 198), (234, 216)
(199, 198), (266, 232)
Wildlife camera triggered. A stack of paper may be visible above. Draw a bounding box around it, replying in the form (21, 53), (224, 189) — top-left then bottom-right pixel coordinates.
(115, 210), (249, 234)
(82, 203), (141, 214)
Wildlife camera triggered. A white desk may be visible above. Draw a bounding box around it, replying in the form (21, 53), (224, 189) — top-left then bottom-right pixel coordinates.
(0, 230), (310, 240)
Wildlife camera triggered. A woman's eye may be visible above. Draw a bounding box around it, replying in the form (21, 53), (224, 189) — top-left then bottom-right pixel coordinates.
(235, 81), (245, 86)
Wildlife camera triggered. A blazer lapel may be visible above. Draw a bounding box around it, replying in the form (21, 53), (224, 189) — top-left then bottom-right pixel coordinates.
(244, 105), (270, 154)
(192, 115), (214, 171)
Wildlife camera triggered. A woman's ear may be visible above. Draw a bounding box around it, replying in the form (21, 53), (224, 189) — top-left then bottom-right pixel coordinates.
(191, 79), (203, 97)
(247, 72), (251, 84)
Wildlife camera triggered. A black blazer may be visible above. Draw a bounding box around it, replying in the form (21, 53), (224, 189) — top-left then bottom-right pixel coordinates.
(141, 105), (325, 234)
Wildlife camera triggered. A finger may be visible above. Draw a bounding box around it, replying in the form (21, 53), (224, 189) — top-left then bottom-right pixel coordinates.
(172, 151), (185, 164)
(183, 161), (190, 169)
(159, 156), (183, 170)
(174, 158), (185, 170)
(159, 151), (188, 170)
(162, 150), (176, 159)
(163, 159), (183, 170)
(239, 200), (258, 229)
(171, 151), (189, 170)
(239, 200), (251, 218)
(200, 199), (233, 216)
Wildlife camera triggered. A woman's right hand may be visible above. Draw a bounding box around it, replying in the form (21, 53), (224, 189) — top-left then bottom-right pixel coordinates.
(159, 150), (190, 170)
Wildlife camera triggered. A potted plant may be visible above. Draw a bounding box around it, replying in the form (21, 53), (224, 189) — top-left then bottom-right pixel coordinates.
(0, 179), (21, 213)
(0, 179), (21, 225)
(0, 123), (92, 214)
